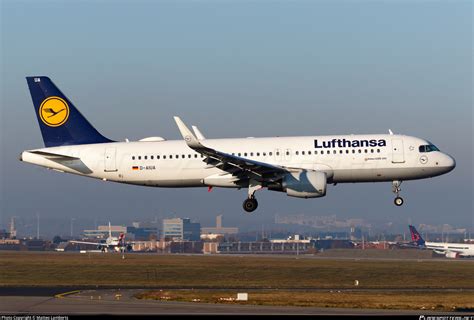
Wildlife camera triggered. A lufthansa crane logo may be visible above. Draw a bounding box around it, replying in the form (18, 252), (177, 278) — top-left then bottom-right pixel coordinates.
(39, 96), (70, 127)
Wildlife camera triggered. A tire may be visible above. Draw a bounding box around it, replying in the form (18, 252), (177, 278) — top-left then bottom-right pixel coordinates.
(243, 198), (258, 212)
(394, 197), (404, 206)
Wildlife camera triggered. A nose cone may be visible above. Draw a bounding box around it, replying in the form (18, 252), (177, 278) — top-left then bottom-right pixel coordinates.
(443, 154), (456, 173)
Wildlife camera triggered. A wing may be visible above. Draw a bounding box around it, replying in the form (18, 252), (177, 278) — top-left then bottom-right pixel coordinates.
(174, 116), (288, 182)
(192, 125), (206, 140)
(70, 240), (107, 247)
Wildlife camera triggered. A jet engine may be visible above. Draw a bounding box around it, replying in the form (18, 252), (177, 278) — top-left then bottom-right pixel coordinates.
(281, 170), (327, 198)
(445, 251), (459, 259)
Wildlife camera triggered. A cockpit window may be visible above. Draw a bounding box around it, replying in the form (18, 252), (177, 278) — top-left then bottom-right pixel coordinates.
(419, 144), (440, 153)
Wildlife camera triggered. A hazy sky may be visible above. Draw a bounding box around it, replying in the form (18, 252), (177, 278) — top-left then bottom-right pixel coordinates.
(1, 0), (472, 235)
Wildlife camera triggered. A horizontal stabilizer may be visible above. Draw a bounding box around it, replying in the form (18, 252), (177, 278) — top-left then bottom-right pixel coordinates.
(29, 150), (80, 160)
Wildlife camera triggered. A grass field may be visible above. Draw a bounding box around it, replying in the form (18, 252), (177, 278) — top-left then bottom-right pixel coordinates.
(1, 251), (473, 311)
(1, 251), (473, 288)
(136, 290), (474, 312)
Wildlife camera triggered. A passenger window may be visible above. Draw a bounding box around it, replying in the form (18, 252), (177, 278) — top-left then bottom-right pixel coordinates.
(371, 149), (374, 153)
(138, 156), (142, 160)
(377, 149), (380, 153)
(352, 150), (355, 154)
(194, 154), (198, 158)
(315, 151), (318, 155)
(188, 154), (191, 158)
(132, 156), (135, 160)
(238, 153), (241, 156)
(364, 149), (368, 153)
(296, 151), (299, 155)
(163, 155), (166, 159)
(263, 152), (266, 156)
(339, 150), (343, 154)
(358, 150), (361, 153)
(346, 150), (349, 154)
(144, 156), (148, 160)
(250, 152), (254, 156)
(182, 155), (185, 159)
(151, 156), (154, 159)
(333, 150), (336, 154)
(157, 155), (160, 159)
(286, 151), (289, 156)
(270, 152), (274, 156)
(308, 151), (311, 155)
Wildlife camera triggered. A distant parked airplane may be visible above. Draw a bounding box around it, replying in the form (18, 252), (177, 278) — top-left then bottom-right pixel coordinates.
(21, 77), (455, 212)
(409, 225), (474, 258)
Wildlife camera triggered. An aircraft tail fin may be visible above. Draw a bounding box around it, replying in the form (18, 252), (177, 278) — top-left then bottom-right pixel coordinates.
(409, 225), (425, 246)
(26, 76), (113, 147)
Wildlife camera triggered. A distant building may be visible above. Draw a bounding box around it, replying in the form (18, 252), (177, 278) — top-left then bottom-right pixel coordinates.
(127, 226), (158, 241)
(163, 218), (201, 241)
(0, 229), (10, 239)
(9, 217), (17, 239)
(201, 215), (239, 235)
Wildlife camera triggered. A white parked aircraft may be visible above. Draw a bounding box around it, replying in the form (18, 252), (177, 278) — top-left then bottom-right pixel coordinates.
(20, 77), (456, 212)
(409, 225), (474, 258)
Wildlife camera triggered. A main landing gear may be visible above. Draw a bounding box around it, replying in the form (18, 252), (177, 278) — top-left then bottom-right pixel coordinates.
(392, 180), (404, 206)
(243, 179), (262, 213)
(243, 197), (258, 212)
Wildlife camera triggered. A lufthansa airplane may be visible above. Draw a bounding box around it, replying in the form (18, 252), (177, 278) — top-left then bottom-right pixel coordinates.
(20, 77), (456, 213)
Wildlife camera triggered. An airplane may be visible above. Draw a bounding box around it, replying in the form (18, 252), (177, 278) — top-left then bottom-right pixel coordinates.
(70, 222), (133, 252)
(20, 76), (456, 213)
(408, 225), (474, 258)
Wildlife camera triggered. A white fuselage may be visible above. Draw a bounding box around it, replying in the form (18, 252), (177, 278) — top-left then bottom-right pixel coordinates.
(424, 242), (474, 257)
(21, 134), (455, 189)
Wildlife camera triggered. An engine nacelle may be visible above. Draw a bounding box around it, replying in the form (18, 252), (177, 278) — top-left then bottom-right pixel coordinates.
(283, 170), (327, 198)
(445, 251), (459, 259)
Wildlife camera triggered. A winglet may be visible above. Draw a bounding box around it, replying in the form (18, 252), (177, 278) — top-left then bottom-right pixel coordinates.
(173, 116), (202, 148)
(192, 125), (206, 140)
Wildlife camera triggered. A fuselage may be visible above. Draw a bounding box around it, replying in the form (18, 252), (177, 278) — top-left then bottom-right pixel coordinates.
(424, 242), (474, 257)
(21, 133), (455, 188)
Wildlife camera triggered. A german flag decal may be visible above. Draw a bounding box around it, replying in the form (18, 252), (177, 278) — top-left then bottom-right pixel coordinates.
(132, 166), (139, 170)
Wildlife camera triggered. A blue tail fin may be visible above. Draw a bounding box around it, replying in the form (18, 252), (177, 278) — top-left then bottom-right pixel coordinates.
(409, 225), (425, 246)
(26, 76), (113, 147)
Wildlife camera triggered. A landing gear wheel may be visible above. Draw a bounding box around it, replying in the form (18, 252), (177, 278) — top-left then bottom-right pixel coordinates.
(243, 198), (258, 213)
(394, 197), (404, 206)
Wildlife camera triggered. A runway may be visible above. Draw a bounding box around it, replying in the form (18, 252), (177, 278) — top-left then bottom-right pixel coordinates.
(0, 288), (468, 315)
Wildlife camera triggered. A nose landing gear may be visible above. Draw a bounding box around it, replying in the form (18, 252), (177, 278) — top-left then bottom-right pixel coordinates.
(392, 180), (404, 206)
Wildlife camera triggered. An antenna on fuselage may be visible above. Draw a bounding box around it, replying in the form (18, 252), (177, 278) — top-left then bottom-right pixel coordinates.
(388, 129), (394, 135)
